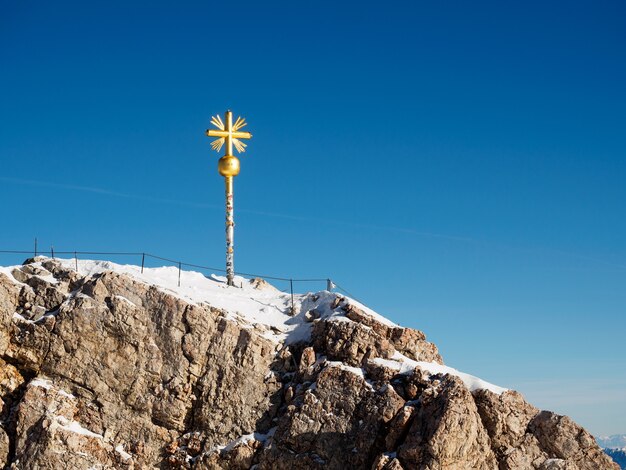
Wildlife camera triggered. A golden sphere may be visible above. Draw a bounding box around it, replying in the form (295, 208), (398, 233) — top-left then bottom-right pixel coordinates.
(218, 156), (240, 177)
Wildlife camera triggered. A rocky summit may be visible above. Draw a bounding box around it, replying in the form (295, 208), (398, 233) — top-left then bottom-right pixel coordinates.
(0, 257), (617, 470)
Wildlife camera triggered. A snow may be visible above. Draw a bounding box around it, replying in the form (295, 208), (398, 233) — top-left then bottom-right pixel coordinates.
(58, 389), (75, 399)
(29, 377), (75, 398)
(35, 273), (58, 285)
(13, 312), (32, 323)
(200, 427), (276, 460)
(0, 266), (20, 282)
(0, 264), (56, 285)
(115, 295), (136, 306)
(371, 353), (508, 395)
(326, 361), (365, 378)
(30, 377), (53, 390)
(54, 258), (343, 343)
(55, 416), (103, 439)
(115, 444), (132, 460)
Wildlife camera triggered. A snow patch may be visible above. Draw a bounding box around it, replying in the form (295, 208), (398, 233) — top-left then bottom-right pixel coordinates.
(326, 361), (365, 378)
(115, 295), (137, 306)
(55, 416), (103, 439)
(13, 312), (32, 323)
(115, 444), (132, 460)
(0, 266), (28, 286)
(30, 377), (53, 390)
(201, 427), (277, 460)
(30, 377), (75, 398)
(35, 273), (58, 285)
(370, 353), (507, 394)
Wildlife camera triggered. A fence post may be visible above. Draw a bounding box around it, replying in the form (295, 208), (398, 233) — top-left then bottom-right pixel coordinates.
(178, 262), (181, 287)
(290, 279), (295, 316)
(74, 251), (78, 272)
(141, 253), (145, 273)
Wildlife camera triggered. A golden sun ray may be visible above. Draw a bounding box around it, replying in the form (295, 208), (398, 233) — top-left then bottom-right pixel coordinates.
(233, 116), (247, 131)
(233, 139), (247, 153)
(211, 114), (224, 130)
(211, 137), (225, 152)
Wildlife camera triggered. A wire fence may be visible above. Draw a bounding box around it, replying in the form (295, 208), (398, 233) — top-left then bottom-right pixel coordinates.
(0, 245), (361, 310)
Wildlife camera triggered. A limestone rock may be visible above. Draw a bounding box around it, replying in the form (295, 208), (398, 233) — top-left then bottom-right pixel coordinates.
(529, 411), (618, 470)
(344, 302), (443, 363)
(0, 426), (8, 468)
(312, 318), (395, 367)
(397, 374), (498, 469)
(0, 258), (616, 469)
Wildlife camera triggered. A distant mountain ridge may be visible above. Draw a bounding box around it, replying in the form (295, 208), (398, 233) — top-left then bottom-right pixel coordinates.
(597, 435), (626, 469)
(598, 434), (626, 450)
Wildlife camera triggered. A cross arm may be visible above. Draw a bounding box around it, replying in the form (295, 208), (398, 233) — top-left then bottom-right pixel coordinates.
(231, 131), (252, 139)
(206, 129), (252, 139)
(206, 129), (228, 137)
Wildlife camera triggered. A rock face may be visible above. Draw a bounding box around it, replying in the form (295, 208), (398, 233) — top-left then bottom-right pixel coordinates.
(0, 258), (617, 470)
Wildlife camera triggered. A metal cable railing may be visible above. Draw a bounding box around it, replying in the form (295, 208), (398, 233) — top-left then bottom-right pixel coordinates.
(0, 247), (364, 310)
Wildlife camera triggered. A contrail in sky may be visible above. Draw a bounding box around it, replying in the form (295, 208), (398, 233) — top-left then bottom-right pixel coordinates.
(0, 176), (469, 241)
(2, 176), (625, 271)
(0, 177), (222, 210)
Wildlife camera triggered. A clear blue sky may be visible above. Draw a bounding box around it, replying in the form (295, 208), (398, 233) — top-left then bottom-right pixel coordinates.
(1, 1), (625, 435)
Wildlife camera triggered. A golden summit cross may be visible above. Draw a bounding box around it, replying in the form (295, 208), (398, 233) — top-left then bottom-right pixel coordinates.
(207, 111), (252, 156)
(206, 110), (253, 287)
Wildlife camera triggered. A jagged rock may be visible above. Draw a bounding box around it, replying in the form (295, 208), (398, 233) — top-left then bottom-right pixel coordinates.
(397, 374), (498, 469)
(537, 458), (578, 469)
(372, 453), (405, 470)
(259, 363), (404, 469)
(0, 258), (617, 469)
(0, 426), (8, 468)
(474, 389), (542, 458)
(0, 358), (24, 397)
(249, 277), (271, 290)
(12, 377), (119, 469)
(385, 405), (416, 450)
(344, 303), (443, 364)
(0, 273), (20, 354)
(304, 308), (321, 322)
(312, 318), (395, 367)
(529, 411), (617, 470)
(196, 438), (263, 469)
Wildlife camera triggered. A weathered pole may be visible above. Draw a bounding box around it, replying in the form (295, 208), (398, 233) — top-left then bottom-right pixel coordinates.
(225, 174), (235, 285)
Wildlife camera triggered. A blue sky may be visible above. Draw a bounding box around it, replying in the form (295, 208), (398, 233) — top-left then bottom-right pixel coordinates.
(1, 1), (625, 435)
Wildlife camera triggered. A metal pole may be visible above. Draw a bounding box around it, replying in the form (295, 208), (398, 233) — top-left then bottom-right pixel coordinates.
(141, 253), (145, 273)
(74, 251), (78, 272)
(178, 262), (182, 287)
(225, 176), (235, 286)
(290, 279), (295, 315)
(34, 238), (38, 257)
(51, 246), (54, 259)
